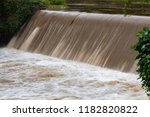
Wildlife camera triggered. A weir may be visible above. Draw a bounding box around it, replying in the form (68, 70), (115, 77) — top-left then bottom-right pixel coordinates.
(8, 10), (150, 73)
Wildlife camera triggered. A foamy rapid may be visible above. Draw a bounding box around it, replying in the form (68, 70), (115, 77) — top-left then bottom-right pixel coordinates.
(0, 48), (148, 99)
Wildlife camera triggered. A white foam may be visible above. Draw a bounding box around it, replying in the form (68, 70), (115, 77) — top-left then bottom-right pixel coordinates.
(0, 48), (148, 100)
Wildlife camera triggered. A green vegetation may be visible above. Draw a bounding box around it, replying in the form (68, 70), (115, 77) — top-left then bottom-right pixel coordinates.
(0, 0), (33, 46)
(51, 0), (65, 5)
(132, 28), (150, 95)
(31, 0), (66, 8)
(0, 0), (66, 46)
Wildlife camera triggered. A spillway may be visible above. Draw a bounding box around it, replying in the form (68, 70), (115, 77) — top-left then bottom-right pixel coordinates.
(1, 10), (150, 99)
(8, 10), (150, 72)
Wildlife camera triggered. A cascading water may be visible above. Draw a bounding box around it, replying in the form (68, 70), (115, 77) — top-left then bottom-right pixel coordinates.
(8, 10), (150, 73)
(1, 10), (150, 99)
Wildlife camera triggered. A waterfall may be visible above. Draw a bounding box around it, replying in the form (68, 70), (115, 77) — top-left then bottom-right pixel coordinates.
(8, 10), (150, 73)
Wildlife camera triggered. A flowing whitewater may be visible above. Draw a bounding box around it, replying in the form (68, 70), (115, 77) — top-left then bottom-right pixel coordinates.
(8, 10), (150, 73)
(1, 10), (150, 99)
(0, 48), (148, 99)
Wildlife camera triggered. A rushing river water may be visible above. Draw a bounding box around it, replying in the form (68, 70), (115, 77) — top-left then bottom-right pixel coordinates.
(0, 48), (148, 100)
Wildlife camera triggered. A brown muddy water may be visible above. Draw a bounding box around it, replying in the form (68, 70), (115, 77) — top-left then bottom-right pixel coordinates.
(9, 10), (150, 73)
(0, 48), (148, 99)
(66, 0), (150, 16)
(1, 10), (150, 100)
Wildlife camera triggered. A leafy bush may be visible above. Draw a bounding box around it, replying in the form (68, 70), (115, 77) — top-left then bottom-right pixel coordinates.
(0, 0), (66, 46)
(32, 0), (50, 7)
(133, 28), (150, 95)
(32, 0), (65, 6)
(50, 0), (65, 5)
(0, 0), (33, 46)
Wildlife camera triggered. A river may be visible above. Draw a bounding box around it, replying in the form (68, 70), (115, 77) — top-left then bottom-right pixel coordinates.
(0, 48), (148, 100)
